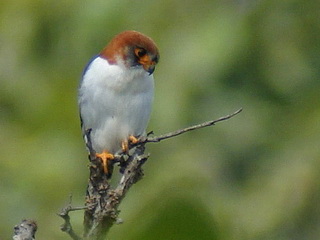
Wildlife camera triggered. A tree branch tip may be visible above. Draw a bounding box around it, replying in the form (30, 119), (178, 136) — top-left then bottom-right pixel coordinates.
(137, 153), (150, 160)
(58, 205), (88, 219)
(116, 218), (124, 224)
(232, 107), (243, 115)
(144, 108), (243, 143)
(58, 205), (83, 240)
(13, 219), (38, 240)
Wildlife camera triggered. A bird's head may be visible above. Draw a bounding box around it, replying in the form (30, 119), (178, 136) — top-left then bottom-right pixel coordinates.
(100, 31), (159, 75)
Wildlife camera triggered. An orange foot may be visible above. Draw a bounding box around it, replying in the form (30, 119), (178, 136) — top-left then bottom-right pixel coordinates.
(121, 135), (140, 153)
(96, 150), (114, 174)
(129, 135), (139, 144)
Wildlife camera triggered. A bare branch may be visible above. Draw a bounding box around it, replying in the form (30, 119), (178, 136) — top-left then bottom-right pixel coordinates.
(83, 145), (149, 240)
(60, 108), (242, 240)
(58, 195), (85, 240)
(145, 108), (243, 143)
(13, 219), (37, 240)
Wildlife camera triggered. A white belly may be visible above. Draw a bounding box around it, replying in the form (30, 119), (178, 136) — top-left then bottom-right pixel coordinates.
(79, 57), (154, 153)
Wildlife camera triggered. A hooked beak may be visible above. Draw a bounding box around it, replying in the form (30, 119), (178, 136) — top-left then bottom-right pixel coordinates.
(145, 65), (155, 75)
(139, 55), (157, 75)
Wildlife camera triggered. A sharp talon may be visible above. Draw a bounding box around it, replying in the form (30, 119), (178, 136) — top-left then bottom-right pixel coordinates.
(122, 136), (139, 153)
(129, 135), (139, 144)
(122, 140), (129, 153)
(96, 151), (114, 174)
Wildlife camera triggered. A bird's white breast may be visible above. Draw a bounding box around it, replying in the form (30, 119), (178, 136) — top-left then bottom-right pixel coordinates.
(79, 57), (154, 153)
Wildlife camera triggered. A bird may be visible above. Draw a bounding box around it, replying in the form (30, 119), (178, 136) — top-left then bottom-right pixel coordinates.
(78, 30), (159, 175)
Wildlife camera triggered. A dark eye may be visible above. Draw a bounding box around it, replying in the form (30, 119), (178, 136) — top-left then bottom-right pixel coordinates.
(135, 48), (147, 58)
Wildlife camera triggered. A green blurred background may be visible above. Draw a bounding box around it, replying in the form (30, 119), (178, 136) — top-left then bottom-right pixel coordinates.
(1, 0), (320, 239)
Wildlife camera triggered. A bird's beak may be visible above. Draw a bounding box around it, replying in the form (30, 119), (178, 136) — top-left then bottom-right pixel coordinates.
(139, 55), (156, 75)
(146, 65), (155, 75)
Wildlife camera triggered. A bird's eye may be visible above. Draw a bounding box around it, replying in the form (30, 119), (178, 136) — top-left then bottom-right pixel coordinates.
(135, 48), (147, 58)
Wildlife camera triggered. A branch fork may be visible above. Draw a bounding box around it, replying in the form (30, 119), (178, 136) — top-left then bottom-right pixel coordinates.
(57, 108), (242, 240)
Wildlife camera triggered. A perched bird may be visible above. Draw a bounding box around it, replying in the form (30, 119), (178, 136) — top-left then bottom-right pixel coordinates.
(78, 31), (159, 174)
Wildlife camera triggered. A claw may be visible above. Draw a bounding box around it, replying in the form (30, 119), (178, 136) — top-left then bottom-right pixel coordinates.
(95, 151), (114, 174)
(129, 135), (139, 144)
(121, 140), (129, 153)
(121, 135), (140, 153)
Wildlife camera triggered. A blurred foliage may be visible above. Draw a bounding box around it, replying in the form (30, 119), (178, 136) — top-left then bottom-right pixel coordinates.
(1, 0), (320, 239)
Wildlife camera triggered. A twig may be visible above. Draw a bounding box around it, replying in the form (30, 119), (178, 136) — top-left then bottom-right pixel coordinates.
(83, 145), (149, 240)
(145, 108), (242, 142)
(58, 195), (86, 240)
(13, 219), (37, 240)
(61, 108), (242, 240)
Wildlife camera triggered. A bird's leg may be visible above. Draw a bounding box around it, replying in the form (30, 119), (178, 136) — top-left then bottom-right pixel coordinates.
(121, 135), (140, 153)
(95, 150), (114, 174)
(121, 140), (129, 153)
